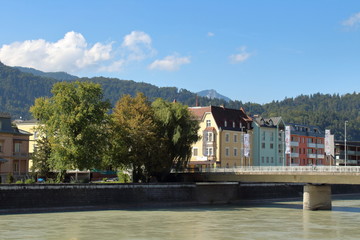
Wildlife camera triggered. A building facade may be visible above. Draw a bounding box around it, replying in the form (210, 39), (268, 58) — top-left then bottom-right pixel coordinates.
(286, 123), (332, 166)
(0, 113), (31, 183)
(188, 106), (253, 169)
(334, 140), (360, 166)
(252, 117), (286, 166)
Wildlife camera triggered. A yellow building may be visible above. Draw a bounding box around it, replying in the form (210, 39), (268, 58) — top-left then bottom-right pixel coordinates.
(14, 119), (40, 170)
(189, 106), (253, 169)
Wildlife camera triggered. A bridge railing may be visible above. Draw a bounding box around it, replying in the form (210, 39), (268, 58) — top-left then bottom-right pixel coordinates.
(175, 166), (360, 174)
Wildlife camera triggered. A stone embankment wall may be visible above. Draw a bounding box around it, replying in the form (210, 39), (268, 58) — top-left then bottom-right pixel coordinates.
(1, 183), (360, 213)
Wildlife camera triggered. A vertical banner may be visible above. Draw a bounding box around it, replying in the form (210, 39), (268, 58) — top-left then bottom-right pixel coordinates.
(285, 125), (291, 154)
(244, 133), (250, 157)
(325, 129), (331, 156)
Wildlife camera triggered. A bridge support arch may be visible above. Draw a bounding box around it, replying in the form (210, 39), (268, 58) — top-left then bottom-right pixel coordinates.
(303, 184), (331, 210)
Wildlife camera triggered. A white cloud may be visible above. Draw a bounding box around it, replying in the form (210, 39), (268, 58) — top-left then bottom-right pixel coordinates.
(207, 32), (215, 37)
(0, 31), (115, 73)
(229, 46), (251, 63)
(342, 12), (360, 27)
(148, 55), (191, 71)
(121, 31), (156, 61)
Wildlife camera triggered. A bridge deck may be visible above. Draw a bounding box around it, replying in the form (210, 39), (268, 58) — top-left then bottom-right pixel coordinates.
(177, 166), (360, 185)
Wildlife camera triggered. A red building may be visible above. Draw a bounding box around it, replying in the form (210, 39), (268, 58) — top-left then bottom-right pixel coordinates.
(287, 123), (330, 166)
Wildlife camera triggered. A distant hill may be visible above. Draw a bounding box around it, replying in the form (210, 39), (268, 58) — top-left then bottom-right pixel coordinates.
(197, 89), (232, 102)
(0, 62), (359, 140)
(15, 66), (78, 81)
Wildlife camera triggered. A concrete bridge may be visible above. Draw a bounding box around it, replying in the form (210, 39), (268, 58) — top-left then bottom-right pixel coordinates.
(176, 166), (360, 210)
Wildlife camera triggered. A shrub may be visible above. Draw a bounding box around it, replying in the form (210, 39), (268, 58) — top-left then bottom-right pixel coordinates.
(117, 171), (131, 183)
(25, 178), (36, 184)
(6, 173), (14, 184)
(15, 180), (24, 184)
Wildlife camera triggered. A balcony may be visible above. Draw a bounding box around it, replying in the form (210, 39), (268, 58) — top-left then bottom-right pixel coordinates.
(291, 153), (299, 157)
(308, 143), (324, 148)
(12, 152), (29, 158)
(290, 141), (299, 147)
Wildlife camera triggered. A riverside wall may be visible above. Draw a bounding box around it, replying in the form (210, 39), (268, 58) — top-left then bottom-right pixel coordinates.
(1, 183), (360, 213)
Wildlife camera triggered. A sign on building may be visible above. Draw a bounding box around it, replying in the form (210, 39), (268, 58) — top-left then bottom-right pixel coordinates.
(285, 125), (291, 154)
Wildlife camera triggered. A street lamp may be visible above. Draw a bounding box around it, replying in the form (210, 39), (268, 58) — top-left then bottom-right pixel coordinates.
(345, 120), (348, 166)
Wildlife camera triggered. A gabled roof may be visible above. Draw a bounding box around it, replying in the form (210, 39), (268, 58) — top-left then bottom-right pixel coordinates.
(0, 115), (32, 136)
(254, 116), (285, 128)
(189, 105), (253, 131)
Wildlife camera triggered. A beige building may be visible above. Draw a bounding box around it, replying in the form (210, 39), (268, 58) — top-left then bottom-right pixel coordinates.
(0, 113), (31, 183)
(189, 106), (253, 169)
(14, 119), (40, 170)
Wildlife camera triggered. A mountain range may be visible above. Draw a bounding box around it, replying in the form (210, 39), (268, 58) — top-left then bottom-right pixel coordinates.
(0, 62), (359, 140)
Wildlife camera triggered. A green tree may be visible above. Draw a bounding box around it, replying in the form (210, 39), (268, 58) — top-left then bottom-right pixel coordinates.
(31, 136), (52, 179)
(110, 93), (159, 182)
(30, 81), (110, 181)
(151, 98), (200, 180)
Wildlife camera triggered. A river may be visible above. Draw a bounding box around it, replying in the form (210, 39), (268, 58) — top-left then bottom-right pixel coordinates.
(1, 195), (360, 240)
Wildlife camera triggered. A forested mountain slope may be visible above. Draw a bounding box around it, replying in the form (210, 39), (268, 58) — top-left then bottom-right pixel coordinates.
(0, 62), (358, 140)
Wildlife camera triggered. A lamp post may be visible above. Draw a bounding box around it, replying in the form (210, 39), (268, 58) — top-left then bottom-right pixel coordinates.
(345, 121), (348, 166)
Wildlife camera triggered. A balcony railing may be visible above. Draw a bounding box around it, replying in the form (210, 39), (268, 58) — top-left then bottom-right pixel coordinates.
(12, 152), (29, 158)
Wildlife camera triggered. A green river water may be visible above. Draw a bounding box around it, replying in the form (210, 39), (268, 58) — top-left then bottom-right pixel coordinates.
(1, 195), (360, 240)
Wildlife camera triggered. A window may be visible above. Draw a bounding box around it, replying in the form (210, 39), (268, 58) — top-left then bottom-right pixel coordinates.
(232, 122), (235, 128)
(0, 141), (3, 152)
(34, 131), (39, 140)
(262, 132), (265, 141)
(224, 121), (227, 127)
(225, 133), (230, 142)
(225, 147), (230, 156)
(270, 143), (274, 149)
(207, 147), (213, 156)
(0, 121), (2, 130)
(14, 143), (21, 153)
(261, 142), (265, 149)
(234, 134), (238, 143)
(206, 120), (211, 127)
(13, 162), (19, 172)
(266, 157), (269, 163)
(234, 148), (238, 157)
(193, 148), (198, 156)
(261, 156), (265, 163)
(270, 132), (274, 141)
(205, 132), (213, 142)
(271, 157), (274, 163)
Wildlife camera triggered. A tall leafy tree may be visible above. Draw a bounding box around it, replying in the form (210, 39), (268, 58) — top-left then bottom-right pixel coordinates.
(110, 93), (159, 182)
(151, 99), (200, 180)
(31, 136), (52, 179)
(30, 81), (110, 181)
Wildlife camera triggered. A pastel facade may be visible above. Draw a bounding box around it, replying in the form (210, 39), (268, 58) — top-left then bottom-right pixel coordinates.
(189, 106), (253, 169)
(252, 117), (286, 166)
(0, 113), (31, 182)
(14, 119), (40, 170)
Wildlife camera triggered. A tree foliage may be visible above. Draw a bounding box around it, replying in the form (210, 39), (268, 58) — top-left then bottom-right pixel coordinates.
(110, 94), (199, 182)
(30, 81), (110, 181)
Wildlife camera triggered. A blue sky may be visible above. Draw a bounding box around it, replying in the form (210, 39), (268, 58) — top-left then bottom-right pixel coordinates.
(0, 0), (359, 104)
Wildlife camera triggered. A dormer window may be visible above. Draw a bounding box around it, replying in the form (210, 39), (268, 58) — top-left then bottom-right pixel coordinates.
(206, 120), (211, 127)
(224, 120), (227, 127)
(232, 122), (235, 128)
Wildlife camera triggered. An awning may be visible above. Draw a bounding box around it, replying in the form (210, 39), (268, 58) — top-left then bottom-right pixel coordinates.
(0, 158), (8, 163)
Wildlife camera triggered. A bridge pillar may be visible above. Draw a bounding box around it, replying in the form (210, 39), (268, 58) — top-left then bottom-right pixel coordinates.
(303, 184), (331, 210)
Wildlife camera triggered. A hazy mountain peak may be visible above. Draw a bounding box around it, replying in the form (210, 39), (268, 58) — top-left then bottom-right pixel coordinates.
(197, 89), (232, 102)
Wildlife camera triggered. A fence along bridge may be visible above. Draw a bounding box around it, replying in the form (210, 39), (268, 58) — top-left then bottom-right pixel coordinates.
(177, 166), (360, 210)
